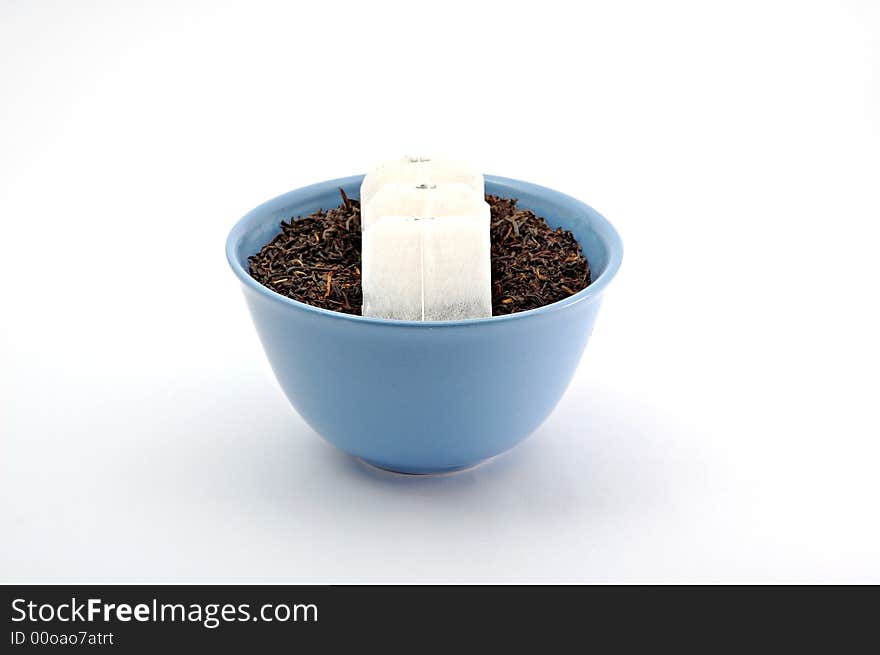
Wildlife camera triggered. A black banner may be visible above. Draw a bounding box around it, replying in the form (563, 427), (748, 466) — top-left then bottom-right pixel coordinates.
(1, 585), (876, 650)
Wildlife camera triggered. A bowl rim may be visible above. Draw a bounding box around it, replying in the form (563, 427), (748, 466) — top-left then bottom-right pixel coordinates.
(226, 174), (623, 328)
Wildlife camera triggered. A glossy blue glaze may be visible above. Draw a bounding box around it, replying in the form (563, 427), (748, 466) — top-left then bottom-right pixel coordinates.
(226, 175), (623, 474)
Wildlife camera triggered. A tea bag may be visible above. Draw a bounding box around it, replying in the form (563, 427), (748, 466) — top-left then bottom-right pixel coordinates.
(360, 157), (484, 208)
(361, 216), (492, 321)
(360, 158), (491, 321)
(362, 182), (490, 231)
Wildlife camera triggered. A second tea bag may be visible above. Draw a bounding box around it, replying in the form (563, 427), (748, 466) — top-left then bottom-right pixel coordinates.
(360, 157), (484, 208)
(361, 183), (490, 231)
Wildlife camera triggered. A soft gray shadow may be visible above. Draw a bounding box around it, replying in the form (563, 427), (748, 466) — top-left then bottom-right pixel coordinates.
(20, 373), (713, 582)
(201, 379), (709, 527)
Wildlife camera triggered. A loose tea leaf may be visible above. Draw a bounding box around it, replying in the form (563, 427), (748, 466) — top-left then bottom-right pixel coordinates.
(486, 195), (591, 315)
(248, 197), (362, 314)
(248, 191), (591, 317)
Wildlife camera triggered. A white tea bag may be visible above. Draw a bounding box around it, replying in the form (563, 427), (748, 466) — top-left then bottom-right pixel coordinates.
(362, 182), (489, 231)
(361, 215), (492, 321)
(360, 157), (484, 208)
(359, 157), (491, 321)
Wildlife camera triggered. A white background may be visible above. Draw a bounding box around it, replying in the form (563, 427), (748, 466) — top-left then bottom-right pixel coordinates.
(2, 0), (878, 583)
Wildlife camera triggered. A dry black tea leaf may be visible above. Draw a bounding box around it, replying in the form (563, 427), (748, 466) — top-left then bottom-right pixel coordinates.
(486, 194), (590, 315)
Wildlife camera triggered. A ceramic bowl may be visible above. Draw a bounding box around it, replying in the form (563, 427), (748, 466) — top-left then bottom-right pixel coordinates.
(226, 175), (622, 473)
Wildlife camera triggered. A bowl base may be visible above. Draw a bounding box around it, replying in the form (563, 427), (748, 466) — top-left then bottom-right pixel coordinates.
(356, 457), (490, 477)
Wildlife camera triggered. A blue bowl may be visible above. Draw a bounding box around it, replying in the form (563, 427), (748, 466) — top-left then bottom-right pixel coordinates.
(226, 175), (623, 474)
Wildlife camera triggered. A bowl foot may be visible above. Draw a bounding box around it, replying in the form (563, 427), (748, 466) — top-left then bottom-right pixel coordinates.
(355, 457), (491, 477)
